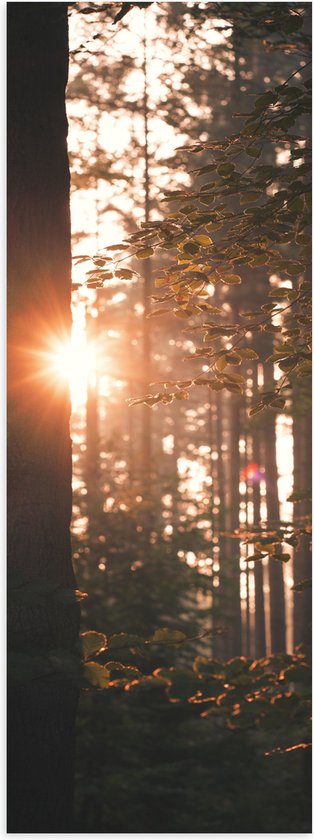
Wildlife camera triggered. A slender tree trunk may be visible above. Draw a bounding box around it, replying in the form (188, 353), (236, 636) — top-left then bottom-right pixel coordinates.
(251, 371), (266, 658)
(7, 4), (79, 831)
(263, 403), (286, 653)
(227, 394), (243, 656)
(85, 312), (100, 485)
(214, 391), (228, 658)
(141, 17), (153, 497)
(293, 405), (312, 646)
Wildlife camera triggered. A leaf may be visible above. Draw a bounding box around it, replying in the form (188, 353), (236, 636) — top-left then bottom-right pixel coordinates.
(72, 255), (91, 264)
(193, 235), (213, 246)
(200, 195), (216, 206)
(80, 631), (108, 659)
(270, 398), (286, 410)
(174, 309), (192, 319)
(240, 192), (260, 204)
(217, 163), (235, 177)
(105, 243), (129, 251)
(254, 91), (278, 111)
(136, 247), (154, 259)
(224, 352), (242, 365)
(264, 324), (282, 333)
(249, 403), (264, 416)
(108, 633), (145, 650)
(245, 145), (261, 158)
(237, 348), (259, 360)
(174, 390), (190, 400)
(115, 268), (134, 279)
(222, 372), (246, 384)
(150, 628), (187, 645)
(146, 307), (172, 318)
(209, 381), (225, 391)
(215, 355), (228, 372)
(225, 383), (243, 394)
(83, 662), (111, 689)
(183, 242), (200, 255)
(287, 489), (312, 503)
(221, 274), (242, 285)
(282, 664), (311, 684)
(282, 15), (303, 33)
(193, 657), (223, 678)
(292, 579), (312, 592)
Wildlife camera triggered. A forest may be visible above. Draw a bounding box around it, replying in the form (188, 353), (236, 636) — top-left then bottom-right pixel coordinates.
(7, 1), (311, 834)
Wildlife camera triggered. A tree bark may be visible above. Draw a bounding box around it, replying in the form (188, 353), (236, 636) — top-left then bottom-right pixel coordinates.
(293, 406), (312, 647)
(263, 407), (286, 653)
(7, 3), (79, 831)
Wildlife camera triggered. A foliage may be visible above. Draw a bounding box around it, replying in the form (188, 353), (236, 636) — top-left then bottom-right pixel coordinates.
(75, 56), (311, 413)
(66, 3), (312, 832)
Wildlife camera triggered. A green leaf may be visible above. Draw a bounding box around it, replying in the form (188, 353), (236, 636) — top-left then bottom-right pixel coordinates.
(237, 348), (259, 360)
(193, 657), (223, 678)
(222, 372), (246, 384)
(225, 383), (243, 394)
(270, 397), (286, 410)
(245, 145), (261, 158)
(200, 195), (216, 206)
(147, 307), (172, 318)
(292, 579), (312, 592)
(209, 381), (225, 391)
(108, 633), (145, 650)
(193, 234), (213, 246)
(282, 664), (311, 684)
(215, 355), (228, 372)
(83, 662), (111, 689)
(136, 247), (154, 259)
(287, 489), (312, 503)
(254, 91), (278, 111)
(217, 162), (235, 177)
(224, 352), (242, 365)
(150, 628), (187, 645)
(183, 242), (200, 255)
(249, 403), (264, 416)
(80, 631), (108, 659)
(282, 15), (303, 33)
(240, 192), (260, 204)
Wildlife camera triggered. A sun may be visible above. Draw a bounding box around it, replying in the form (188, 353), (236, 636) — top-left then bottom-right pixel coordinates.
(51, 323), (97, 411)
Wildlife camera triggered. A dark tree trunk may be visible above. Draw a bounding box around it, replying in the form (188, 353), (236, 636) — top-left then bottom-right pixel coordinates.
(251, 367), (266, 658)
(226, 393), (243, 656)
(7, 3), (79, 831)
(293, 406), (312, 647)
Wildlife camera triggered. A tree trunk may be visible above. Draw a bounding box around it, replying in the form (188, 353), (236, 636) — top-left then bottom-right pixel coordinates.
(263, 407), (286, 653)
(293, 406), (312, 647)
(7, 3), (79, 831)
(251, 370), (266, 658)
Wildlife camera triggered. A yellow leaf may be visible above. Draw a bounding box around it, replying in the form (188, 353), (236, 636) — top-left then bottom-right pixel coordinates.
(193, 235), (213, 247)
